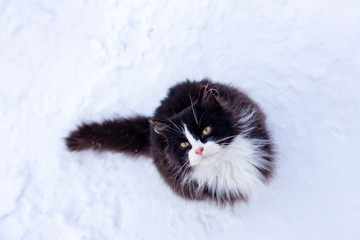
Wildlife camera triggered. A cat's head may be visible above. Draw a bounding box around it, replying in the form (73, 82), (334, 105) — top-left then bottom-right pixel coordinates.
(151, 87), (238, 168)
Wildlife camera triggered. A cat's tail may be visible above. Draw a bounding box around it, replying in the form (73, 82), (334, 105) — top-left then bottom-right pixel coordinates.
(65, 116), (151, 156)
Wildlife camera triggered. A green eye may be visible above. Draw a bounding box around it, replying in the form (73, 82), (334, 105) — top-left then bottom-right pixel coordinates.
(180, 141), (190, 148)
(202, 126), (212, 135)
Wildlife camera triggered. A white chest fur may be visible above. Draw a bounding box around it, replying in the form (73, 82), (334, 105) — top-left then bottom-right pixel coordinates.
(183, 127), (271, 199)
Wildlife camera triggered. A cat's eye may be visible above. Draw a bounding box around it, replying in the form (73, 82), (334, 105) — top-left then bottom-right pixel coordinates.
(202, 126), (212, 136)
(180, 141), (190, 148)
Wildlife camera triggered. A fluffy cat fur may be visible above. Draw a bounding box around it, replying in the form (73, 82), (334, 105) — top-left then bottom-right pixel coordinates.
(66, 79), (274, 205)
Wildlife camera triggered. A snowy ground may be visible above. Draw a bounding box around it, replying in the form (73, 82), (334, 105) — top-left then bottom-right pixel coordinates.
(1, 0), (360, 239)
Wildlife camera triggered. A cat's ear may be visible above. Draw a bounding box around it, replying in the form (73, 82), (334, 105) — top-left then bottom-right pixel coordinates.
(198, 85), (220, 106)
(149, 119), (168, 135)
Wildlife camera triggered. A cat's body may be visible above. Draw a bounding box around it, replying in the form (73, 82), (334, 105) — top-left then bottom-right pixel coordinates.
(66, 79), (274, 204)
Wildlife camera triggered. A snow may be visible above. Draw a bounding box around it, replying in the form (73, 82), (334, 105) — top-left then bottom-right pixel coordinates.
(1, 0), (360, 239)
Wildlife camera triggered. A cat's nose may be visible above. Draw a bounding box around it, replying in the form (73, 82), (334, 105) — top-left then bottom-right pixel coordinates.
(195, 147), (204, 155)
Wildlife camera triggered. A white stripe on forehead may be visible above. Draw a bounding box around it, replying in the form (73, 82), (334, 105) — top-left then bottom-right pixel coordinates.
(183, 124), (198, 146)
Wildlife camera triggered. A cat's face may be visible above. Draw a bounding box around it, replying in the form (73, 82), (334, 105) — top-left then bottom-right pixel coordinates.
(158, 101), (238, 168)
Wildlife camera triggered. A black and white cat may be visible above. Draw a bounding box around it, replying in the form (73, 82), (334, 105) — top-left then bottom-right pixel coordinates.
(66, 79), (274, 204)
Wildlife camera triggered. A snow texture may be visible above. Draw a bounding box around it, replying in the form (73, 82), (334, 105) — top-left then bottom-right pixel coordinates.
(1, 0), (360, 239)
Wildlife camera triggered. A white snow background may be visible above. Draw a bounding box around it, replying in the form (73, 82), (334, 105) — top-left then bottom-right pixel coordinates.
(1, 0), (360, 239)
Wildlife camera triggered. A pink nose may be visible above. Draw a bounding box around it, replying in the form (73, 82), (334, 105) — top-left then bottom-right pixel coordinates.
(195, 147), (204, 155)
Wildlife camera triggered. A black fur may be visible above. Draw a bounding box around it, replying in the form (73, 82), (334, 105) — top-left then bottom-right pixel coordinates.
(66, 116), (151, 156)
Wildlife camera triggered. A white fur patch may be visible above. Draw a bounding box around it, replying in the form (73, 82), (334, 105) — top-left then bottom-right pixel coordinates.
(183, 124), (271, 200)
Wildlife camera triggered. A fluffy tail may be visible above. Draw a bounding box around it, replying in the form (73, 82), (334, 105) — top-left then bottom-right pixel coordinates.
(66, 116), (151, 156)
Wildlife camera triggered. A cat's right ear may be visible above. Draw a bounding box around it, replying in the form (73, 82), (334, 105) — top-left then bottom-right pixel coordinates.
(149, 119), (168, 135)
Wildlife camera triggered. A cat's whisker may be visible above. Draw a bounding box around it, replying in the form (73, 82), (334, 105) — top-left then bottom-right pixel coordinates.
(167, 127), (183, 137)
(163, 114), (183, 134)
(222, 146), (272, 159)
(221, 138), (271, 148)
(173, 154), (190, 178)
(215, 135), (237, 144)
(189, 95), (199, 126)
(174, 158), (190, 177)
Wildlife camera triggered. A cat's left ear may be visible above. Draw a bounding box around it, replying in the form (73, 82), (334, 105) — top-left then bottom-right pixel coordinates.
(198, 85), (221, 107)
(149, 119), (168, 135)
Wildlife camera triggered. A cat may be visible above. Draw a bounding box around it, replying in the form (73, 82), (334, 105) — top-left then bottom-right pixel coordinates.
(66, 79), (274, 205)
